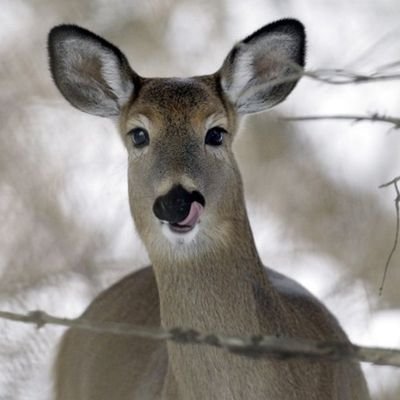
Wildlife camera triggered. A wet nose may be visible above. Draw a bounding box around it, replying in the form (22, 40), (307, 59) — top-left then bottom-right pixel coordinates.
(153, 185), (205, 224)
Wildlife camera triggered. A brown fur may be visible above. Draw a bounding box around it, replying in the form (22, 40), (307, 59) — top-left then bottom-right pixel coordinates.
(49, 22), (371, 400)
(55, 76), (370, 400)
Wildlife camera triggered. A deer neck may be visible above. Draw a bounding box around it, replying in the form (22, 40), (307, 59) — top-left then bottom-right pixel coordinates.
(150, 205), (281, 399)
(151, 206), (273, 335)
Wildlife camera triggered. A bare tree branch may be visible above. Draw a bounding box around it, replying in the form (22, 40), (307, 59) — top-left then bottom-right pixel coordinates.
(241, 61), (400, 98)
(1, 309), (400, 367)
(269, 58), (400, 88)
(284, 113), (400, 130)
(304, 69), (400, 85)
(283, 110), (400, 294)
(379, 177), (400, 295)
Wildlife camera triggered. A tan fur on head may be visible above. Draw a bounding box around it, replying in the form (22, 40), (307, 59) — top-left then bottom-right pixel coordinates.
(118, 77), (242, 258)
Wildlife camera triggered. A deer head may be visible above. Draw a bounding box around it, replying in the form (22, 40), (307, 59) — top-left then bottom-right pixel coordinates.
(48, 20), (305, 261)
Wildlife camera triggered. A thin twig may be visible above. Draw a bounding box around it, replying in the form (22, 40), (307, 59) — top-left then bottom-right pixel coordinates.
(279, 58), (400, 86)
(284, 113), (400, 130)
(379, 177), (400, 295)
(236, 62), (400, 100)
(304, 69), (400, 85)
(268, 61), (400, 88)
(1, 309), (400, 367)
(380, 176), (400, 188)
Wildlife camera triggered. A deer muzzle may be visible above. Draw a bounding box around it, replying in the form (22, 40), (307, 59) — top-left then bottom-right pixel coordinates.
(153, 185), (205, 233)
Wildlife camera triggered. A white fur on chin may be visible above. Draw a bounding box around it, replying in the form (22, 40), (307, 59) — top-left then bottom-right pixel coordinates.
(161, 223), (200, 246)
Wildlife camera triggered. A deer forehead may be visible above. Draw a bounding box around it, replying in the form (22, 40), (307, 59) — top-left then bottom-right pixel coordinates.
(121, 77), (232, 136)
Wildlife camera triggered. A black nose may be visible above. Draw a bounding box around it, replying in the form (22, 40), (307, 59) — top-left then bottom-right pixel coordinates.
(153, 185), (205, 224)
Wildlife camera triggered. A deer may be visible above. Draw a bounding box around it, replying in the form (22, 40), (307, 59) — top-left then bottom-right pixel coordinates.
(48, 19), (370, 400)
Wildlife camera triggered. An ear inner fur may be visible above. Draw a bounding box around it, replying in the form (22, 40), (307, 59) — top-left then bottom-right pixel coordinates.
(48, 24), (138, 117)
(219, 18), (306, 114)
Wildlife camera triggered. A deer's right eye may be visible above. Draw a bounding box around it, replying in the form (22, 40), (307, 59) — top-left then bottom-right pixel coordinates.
(128, 128), (150, 148)
(205, 126), (226, 146)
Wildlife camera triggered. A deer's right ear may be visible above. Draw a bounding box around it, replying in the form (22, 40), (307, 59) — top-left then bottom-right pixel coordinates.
(218, 19), (305, 114)
(48, 25), (137, 117)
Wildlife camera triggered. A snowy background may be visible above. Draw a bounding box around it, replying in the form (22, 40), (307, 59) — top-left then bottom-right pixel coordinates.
(0, 0), (400, 399)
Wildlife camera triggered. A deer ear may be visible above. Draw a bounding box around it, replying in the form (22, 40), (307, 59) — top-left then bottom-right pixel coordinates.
(48, 25), (137, 117)
(219, 19), (305, 114)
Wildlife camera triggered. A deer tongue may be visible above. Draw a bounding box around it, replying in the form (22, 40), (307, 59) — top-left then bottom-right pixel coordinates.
(176, 201), (204, 228)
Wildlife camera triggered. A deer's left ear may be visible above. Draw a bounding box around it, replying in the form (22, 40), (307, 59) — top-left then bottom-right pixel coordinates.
(48, 25), (138, 117)
(218, 19), (305, 114)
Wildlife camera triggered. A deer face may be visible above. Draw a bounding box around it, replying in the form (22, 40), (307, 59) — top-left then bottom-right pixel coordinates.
(48, 20), (305, 255)
(119, 77), (241, 249)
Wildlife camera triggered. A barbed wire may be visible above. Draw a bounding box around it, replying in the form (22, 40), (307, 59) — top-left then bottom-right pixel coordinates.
(0, 309), (399, 367)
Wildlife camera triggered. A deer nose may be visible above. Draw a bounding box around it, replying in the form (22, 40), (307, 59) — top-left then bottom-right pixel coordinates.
(153, 185), (205, 224)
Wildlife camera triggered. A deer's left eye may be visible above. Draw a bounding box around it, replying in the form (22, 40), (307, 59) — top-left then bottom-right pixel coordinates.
(205, 127), (226, 146)
(128, 128), (150, 148)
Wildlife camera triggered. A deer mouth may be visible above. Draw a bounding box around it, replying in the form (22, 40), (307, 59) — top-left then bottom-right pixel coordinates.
(168, 201), (204, 234)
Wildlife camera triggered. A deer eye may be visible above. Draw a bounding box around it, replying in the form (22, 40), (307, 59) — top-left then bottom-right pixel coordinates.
(205, 127), (226, 146)
(128, 128), (150, 148)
